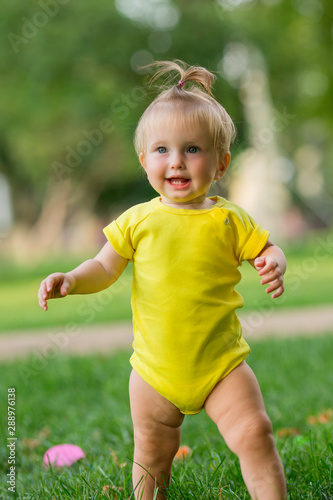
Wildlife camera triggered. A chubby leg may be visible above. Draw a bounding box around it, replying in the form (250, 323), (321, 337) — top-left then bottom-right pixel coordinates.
(129, 369), (185, 499)
(204, 362), (287, 500)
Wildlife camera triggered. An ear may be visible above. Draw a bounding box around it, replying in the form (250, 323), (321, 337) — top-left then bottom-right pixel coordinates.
(139, 152), (146, 169)
(214, 152), (231, 181)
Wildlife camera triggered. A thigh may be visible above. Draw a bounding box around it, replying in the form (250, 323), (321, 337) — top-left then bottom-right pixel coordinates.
(204, 362), (270, 450)
(129, 369), (184, 442)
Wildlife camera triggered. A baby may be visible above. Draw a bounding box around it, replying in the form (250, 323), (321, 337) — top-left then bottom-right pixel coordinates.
(38, 60), (287, 499)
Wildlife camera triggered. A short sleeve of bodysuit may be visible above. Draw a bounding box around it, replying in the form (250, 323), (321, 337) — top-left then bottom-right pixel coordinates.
(224, 201), (270, 264)
(103, 202), (154, 262)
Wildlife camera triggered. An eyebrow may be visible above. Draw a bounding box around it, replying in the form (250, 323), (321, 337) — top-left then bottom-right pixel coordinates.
(149, 137), (204, 147)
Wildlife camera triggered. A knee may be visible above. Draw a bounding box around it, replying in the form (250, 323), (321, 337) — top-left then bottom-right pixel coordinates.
(224, 411), (274, 456)
(134, 424), (181, 467)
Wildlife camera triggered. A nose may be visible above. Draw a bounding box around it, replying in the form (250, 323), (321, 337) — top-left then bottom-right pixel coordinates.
(170, 152), (185, 169)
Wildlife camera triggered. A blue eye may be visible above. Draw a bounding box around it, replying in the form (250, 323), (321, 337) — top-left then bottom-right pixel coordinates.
(188, 146), (199, 154)
(158, 147), (167, 154)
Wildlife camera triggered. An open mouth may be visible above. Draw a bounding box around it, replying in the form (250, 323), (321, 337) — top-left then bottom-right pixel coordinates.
(166, 177), (191, 188)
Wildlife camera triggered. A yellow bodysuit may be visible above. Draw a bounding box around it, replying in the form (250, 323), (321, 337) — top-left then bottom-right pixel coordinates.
(103, 196), (269, 414)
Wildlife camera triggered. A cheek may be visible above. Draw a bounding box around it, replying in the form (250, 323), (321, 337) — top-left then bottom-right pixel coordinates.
(194, 164), (215, 183)
(150, 160), (165, 176)
(146, 166), (164, 184)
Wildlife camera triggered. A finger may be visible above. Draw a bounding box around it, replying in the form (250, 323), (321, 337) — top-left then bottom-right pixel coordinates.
(60, 283), (70, 296)
(38, 290), (48, 311)
(46, 277), (57, 293)
(38, 282), (47, 302)
(40, 300), (48, 311)
(38, 282), (45, 299)
(264, 278), (284, 295)
(39, 278), (56, 309)
(254, 257), (265, 269)
(260, 268), (282, 285)
(257, 261), (277, 276)
(272, 284), (285, 299)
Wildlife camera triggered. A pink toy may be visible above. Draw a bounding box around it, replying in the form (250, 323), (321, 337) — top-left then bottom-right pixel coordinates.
(43, 444), (85, 467)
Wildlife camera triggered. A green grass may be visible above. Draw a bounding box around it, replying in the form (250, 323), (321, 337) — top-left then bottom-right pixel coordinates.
(0, 334), (332, 499)
(0, 256), (132, 333)
(1, 229), (333, 333)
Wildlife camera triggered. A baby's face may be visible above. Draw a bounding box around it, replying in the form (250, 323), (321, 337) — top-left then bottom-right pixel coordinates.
(139, 114), (228, 208)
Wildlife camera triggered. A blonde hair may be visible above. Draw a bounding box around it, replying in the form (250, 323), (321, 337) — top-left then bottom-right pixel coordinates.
(134, 60), (236, 160)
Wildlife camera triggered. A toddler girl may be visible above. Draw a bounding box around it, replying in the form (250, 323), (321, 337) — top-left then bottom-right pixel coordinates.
(38, 60), (287, 499)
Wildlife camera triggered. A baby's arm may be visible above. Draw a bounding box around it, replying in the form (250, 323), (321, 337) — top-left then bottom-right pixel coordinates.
(38, 243), (128, 311)
(248, 240), (287, 299)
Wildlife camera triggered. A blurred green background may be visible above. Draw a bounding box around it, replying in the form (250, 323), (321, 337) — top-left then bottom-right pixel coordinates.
(1, 0), (333, 331)
(1, 4), (333, 498)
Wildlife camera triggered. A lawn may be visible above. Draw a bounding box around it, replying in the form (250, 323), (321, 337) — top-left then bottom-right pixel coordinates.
(0, 334), (332, 499)
(1, 229), (333, 333)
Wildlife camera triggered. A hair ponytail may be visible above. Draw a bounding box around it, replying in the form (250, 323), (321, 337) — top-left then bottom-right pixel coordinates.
(147, 60), (216, 96)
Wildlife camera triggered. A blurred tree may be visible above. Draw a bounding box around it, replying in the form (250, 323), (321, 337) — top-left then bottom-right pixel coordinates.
(1, 0), (332, 257)
(215, 0), (333, 233)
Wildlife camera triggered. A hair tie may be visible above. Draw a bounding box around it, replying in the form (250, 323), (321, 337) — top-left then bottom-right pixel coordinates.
(177, 79), (184, 88)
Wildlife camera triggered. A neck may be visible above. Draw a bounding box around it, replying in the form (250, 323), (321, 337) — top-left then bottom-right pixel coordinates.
(160, 197), (216, 210)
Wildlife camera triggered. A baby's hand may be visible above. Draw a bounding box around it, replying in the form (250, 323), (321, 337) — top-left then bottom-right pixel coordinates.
(254, 256), (284, 299)
(38, 273), (75, 311)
